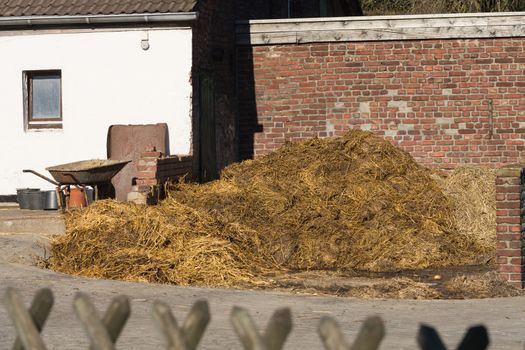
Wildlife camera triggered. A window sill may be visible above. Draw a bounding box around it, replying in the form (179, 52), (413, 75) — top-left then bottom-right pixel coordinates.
(26, 124), (63, 132)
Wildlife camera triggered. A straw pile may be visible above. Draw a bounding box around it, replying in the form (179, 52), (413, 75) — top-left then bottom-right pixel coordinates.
(50, 201), (272, 287)
(49, 130), (487, 288)
(434, 167), (496, 255)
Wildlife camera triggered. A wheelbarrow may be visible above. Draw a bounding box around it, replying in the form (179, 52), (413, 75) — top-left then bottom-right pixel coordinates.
(23, 159), (130, 210)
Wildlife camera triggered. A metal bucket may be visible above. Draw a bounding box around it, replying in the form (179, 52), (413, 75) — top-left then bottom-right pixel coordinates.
(86, 187), (94, 205)
(69, 187), (87, 209)
(16, 188), (40, 209)
(43, 190), (58, 210)
(27, 191), (45, 210)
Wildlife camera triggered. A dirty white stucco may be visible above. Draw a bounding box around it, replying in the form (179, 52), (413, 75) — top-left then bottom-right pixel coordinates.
(0, 28), (192, 194)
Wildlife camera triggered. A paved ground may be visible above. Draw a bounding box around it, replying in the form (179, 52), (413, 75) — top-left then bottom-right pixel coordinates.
(2, 206), (525, 349)
(0, 206), (64, 236)
(3, 264), (525, 349)
(0, 206), (62, 265)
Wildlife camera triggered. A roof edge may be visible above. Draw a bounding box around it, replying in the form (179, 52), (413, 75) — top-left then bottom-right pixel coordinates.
(0, 12), (198, 27)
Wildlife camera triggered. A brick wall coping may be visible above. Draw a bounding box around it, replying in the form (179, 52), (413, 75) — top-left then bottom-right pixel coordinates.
(497, 165), (525, 178)
(236, 11), (525, 45)
(162, 155), (193, 161)
(140, 152), (191, 160)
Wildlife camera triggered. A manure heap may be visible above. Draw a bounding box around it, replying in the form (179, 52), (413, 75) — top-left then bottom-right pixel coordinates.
(50, 130), (484, 287)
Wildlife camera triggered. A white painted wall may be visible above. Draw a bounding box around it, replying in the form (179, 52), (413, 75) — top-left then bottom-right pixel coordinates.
(0, 28), (193, 194)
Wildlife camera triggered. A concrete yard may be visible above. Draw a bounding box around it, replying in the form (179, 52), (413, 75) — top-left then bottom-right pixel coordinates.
(0, 206), (64, 236)
(0, 206), (63, 265)
(1, 205), (525, 349)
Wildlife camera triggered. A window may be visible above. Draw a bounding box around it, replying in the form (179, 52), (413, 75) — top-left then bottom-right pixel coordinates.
(23, 70), (62, 130)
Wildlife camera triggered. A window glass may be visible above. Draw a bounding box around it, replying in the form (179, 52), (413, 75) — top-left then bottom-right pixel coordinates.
(32, 74), (61, 119)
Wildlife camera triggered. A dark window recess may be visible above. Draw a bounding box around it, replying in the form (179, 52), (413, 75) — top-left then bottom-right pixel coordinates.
(23, 70), (62, 130)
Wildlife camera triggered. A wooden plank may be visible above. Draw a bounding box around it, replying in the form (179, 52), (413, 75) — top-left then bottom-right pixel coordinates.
(318, 316), (384, 350)
(152, 300), (190, 350)
(417, 325), (447, 350)
(182, 300), (210, 350)
(4, 288), (47, 350)
(456, 325), (489, 350)
(236, 11), (525, 26)
(238, 24), (525, 45)
(318, 316), (351, 350)
(73, 293), (115, 350)
(12, 288), (54, 350)
(231, 306), (267, 350)
(263, 308), (292, 350)
(236, 12), (525, 44)
(237, 14), (525, 33)
(99, 295), (130, 345)
(351, 316), (385, 350)
(199, 71), (218, 182)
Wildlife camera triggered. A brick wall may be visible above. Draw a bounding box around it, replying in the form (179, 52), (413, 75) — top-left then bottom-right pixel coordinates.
(157, 156), (194, 184)
(136, 151), (193, 190)
(495, 166), (525, 288)
(237, 38), (525, 168)
(136, 150), (163, 188)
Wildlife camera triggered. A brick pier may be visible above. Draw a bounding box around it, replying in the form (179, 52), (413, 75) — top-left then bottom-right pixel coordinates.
(496, 165), (525, 288)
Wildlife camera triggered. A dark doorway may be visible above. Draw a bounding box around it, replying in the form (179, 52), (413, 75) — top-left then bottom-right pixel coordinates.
(199, 71), (218, 182)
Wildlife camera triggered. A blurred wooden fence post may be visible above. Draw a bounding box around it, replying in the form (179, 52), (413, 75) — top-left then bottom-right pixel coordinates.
(3, 288), (495, 350)
(74, 293), (115, 350)
(418, 324), (489, 350)
(89, 295), (130, 350)
(152, 299), (210, 350)
(418, 325), (447, 350)
(4, 288), (50, 350)
(231, 306), (292, 350)
(318, 316), (384, 350)
(456, 325), (489, 350)
(10, 288), (54, 350)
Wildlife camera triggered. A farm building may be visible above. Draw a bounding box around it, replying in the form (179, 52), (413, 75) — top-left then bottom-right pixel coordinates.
(0, 0), (190, 198)
(0, 0), (238, 199)
(0, 1), (524, 198)
(0, 0), (367, 199)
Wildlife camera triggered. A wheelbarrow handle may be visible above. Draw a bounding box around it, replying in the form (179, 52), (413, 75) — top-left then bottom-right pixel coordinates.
(22, 169), (60, 186)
